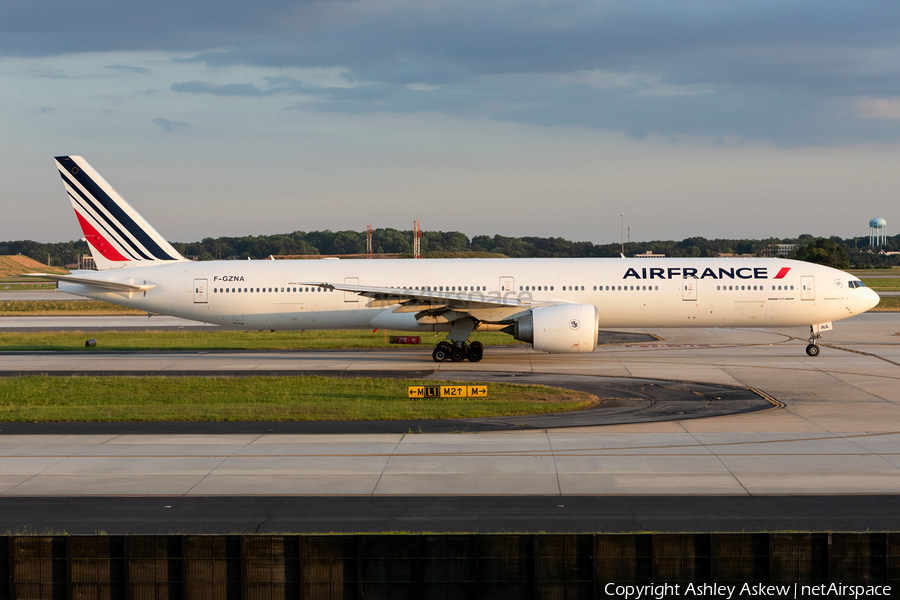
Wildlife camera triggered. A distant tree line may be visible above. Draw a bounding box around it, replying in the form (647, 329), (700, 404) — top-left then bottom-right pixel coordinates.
(3, 229), (898, 270)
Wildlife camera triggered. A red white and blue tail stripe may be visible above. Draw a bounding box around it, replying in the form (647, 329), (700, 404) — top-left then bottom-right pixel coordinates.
(55, 156), (186, 270)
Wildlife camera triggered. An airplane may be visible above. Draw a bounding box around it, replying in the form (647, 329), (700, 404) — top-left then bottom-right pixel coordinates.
(27, 156), (880, 362)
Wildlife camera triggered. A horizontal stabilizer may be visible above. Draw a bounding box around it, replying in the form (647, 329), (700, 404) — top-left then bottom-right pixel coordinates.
(24, 273), (156, 292)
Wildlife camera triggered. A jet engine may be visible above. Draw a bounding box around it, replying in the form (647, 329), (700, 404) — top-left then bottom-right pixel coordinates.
(506, 303), (599, 353)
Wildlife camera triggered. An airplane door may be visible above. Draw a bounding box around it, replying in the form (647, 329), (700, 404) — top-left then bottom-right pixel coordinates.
(801, 276), (815, 300)
(499, 277), (515, 293)
(193, 279), (207, 304)
(344, 277), (359, 302)
(682, 277), (697, 301)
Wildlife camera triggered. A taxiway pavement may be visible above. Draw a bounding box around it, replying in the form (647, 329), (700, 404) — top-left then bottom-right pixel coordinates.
(0, 313), (898, 501)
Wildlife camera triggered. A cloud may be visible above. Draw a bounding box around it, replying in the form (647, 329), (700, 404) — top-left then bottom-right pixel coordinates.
(152, 117), (192, 132)
(556, 70), (714, 97)
(5, 0), (900, 144)
(857, 97), (900, 120)
(407, 83), (442, 92)
(170, 80), (281, 96)
(105, 64), (152, 74)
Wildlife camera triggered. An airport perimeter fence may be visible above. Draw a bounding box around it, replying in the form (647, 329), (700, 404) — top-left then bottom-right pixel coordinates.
(0, 532), (897, 599)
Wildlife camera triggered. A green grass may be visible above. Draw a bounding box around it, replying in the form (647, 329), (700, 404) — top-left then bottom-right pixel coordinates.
(872, 296), (900, 311)
(855, 278), (900, 292)
(0, 375), (596, 422)
(0, 329), (521, 351)
(0, 282), (58, 290)
(0, 300), (144, 315)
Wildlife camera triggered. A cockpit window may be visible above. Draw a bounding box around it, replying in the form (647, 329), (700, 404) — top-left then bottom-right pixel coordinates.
(849, 280), (867, 288)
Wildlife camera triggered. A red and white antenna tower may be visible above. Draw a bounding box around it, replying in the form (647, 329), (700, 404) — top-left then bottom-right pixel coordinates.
(366, 224), (373, 259)
(413, 219), (421, 259)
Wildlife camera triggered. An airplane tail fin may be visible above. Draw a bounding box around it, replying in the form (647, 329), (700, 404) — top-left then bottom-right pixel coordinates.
(54, 156), (187, 270)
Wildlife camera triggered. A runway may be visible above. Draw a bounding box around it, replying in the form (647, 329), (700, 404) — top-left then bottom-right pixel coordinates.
(0, 313), (899, 532)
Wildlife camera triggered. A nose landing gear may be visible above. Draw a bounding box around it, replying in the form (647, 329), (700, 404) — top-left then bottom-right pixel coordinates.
(806, 325), (822, 357)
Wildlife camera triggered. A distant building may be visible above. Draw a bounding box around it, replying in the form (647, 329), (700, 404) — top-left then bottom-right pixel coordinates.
(763, 244), (797, 257)
(79, 254), (96, 270)
(718, 253), (756, 258)
(634, 251), (665, 258)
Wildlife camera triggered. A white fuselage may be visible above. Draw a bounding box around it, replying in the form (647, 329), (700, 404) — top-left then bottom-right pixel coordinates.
(59, 257), (879, 335)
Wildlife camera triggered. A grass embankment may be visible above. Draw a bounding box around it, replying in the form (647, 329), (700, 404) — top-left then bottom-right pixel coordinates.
(0, 376), (596, 422)
(0, 329), (520, 351)
(0, 255), (69, 278)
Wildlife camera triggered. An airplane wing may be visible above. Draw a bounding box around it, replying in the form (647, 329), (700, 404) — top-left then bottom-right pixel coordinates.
(292, 281), (528, 312)
(24, 273), (157, 293)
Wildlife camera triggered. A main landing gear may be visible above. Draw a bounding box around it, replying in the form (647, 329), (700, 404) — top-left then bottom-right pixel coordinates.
(432, 316), (483, 363)
(806, 325), (822, 357)
(432, 340), (484, 363)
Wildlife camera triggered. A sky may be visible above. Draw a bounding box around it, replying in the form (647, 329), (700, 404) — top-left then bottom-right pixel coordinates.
(2, 0), (900, 245)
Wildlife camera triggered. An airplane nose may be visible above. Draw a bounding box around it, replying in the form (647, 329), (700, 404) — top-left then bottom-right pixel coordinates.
(867, 289), (881, 310)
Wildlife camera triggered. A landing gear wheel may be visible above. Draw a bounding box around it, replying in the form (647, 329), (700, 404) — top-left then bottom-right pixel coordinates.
(806, 344), (820, 357)
(467, 341), (484, 363)
(432, 345), (450, 362)
(450, 345), (468, 362)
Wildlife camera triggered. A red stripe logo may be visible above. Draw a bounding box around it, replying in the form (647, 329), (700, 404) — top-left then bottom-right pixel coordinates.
(773, 267), (790, 279)
(73, 210), (130, 262)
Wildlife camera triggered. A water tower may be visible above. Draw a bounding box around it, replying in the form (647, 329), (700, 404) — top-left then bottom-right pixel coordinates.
(869, 218), (887, 246)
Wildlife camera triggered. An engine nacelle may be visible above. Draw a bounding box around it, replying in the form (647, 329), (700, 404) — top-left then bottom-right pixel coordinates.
(509, 303), (599, 353)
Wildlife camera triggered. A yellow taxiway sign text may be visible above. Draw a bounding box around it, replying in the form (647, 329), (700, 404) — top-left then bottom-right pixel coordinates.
(408, 385), (488, 399)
